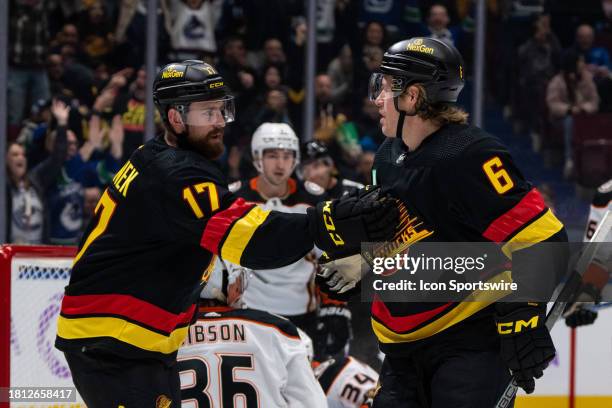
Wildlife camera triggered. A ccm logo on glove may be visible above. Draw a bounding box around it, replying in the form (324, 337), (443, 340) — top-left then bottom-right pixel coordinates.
(497, 316), (539, 335)
(322, 201), (345, 246)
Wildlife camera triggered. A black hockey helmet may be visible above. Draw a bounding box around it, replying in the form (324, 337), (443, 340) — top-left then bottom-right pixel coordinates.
(153, 60), (235, 128)
(301, 141), (332, 165)
(369, 37), (465, 104)
(368, 37), (464, 138)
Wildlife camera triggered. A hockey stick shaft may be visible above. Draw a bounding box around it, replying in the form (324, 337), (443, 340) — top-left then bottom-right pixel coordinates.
(494, 211), (611, 408)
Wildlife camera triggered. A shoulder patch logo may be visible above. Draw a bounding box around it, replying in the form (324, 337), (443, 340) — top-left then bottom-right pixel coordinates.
(305, 180), (325, 196)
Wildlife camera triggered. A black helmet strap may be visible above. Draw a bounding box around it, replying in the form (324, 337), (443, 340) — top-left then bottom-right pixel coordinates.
(393, 93), (419, 141)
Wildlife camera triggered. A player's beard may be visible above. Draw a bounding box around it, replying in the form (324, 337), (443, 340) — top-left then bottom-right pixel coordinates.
(185, 127), (225, 160)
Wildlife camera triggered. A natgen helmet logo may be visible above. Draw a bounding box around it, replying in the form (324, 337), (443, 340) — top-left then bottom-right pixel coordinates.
(406, 39), (435, 55)
(161, 65), (185, 79)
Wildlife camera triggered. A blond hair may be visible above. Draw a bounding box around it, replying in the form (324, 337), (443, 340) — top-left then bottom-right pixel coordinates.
(413, 84), (469, 126)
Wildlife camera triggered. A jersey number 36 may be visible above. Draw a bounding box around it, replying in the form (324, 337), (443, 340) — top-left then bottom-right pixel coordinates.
(178, 354), (259, 407)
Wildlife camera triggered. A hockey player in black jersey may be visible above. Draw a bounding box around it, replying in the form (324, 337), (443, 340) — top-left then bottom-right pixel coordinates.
(55, 60), (398, 407)
(319, 38), (569, 407)
(301, 140), (364, 198)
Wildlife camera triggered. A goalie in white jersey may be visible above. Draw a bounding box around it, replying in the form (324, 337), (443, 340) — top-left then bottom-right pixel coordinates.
(177, 260), (327, 407)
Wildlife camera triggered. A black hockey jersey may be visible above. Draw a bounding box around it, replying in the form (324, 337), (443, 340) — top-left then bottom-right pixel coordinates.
(371, 124), (567, 354)
(56, 137), (318, 362)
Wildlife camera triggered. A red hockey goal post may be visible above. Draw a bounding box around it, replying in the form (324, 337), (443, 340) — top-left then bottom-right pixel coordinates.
(0, 245), (81, 408)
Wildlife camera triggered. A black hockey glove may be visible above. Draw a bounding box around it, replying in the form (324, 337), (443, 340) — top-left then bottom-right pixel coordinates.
(307, 186), (399, 253)
(563, 283), (601, 328)
(495, 303), (556, 394)
(316, 305), (352, 359)
(565, 307), (598, 328)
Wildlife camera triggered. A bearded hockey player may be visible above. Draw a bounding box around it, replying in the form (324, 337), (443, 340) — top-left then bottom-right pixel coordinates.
(55, 60), (398, 407)
(301, 140), (364, 199)
(178, 260), (327, 407)
(319, 38), (569, 407)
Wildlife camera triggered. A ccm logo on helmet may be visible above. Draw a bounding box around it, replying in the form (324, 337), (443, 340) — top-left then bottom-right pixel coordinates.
(322, 201), (345, 246)
(406, 39), (435, 55)
(209, 81), (224, 89)
(497, 316), (539, 335)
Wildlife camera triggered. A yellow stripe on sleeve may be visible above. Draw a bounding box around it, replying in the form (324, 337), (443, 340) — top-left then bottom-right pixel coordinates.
(501, 209), (564, 258)
(220, 206), (271, 264)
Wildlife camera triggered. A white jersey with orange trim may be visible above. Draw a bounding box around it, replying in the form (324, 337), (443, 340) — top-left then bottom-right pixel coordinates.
(584, 179), (612, 242)
(177, 306), (327, 408)
(580, 179), (612, 298)
(315, 356), (379, 408)
(228, 177), (326, 316)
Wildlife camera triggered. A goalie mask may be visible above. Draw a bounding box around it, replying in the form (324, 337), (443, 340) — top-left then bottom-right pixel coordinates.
(251, 123), (300, 173)
(201, 259), (250, 309)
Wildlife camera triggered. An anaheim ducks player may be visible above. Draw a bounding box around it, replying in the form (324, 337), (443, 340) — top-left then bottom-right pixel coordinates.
(564, 178), (612, 327)
(227, 122), (326, 338)
(314, 353), (379, 408)
(301, 140), (364, 199)
(177, 260), (327, 407)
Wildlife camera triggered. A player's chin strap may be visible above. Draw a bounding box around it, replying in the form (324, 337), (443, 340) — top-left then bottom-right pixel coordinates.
(393, 97), (407, 140)
(392, 93), (423, 142)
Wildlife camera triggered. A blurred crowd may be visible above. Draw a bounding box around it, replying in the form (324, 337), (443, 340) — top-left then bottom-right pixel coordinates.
(501, 0), (612, 182)
(5, 0), (612, 245)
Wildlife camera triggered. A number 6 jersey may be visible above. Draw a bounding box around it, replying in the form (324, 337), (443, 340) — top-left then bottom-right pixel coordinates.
(177, 306), (327, 407)
(371, 123), (567, 355)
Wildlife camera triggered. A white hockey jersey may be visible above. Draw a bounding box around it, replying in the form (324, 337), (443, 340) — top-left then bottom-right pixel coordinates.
(178, 306), (327, 408)
(228, 178), (325, 316)
(314, 356), (379, 408)
(584, 179), (611, 242)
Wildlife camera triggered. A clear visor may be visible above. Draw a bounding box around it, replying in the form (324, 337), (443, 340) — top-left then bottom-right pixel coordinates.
(181, 96), (235, 126)
(368, 73), (406, 101)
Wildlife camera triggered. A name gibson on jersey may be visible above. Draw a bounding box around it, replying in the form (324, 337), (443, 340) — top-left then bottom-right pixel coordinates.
(183, 322), (246, 346)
